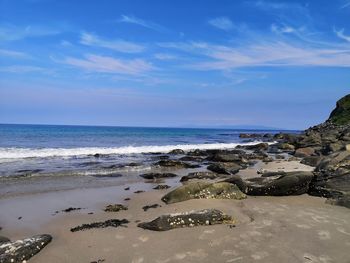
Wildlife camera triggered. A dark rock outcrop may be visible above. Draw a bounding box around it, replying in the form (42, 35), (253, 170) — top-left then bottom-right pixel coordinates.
(161, 181), (246, 204)
(154, 160), (199, 169)
(168, 149), (185, 154)
(207, 163), (241, 175)
(153, 184), (171, 190)
(225, 171), (314, 196)
(0, 234), (52, 263)
(70, 219), (129, 232)
(139, 172), (177, 179)
(328, 94), (350, 125)
(137, 209), (233, 231)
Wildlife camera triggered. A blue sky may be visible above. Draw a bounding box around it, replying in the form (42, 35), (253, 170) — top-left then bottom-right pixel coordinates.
(0, 0), (349, 129)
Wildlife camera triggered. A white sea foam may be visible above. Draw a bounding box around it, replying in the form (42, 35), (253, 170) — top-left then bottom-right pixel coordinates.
(0, 141), (266, 161)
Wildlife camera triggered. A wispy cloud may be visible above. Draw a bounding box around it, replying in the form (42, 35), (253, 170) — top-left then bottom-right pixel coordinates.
(271, 24), (296, 34)
(0, 49), (31, 59)
(0, 65), (46, 73)
(334, 28), (350, 42)
(341, 1), (350, 9)
(154, 53), (178, 60)
(119, 15), (166, 32)
(61, 54), (154, 75)
(160, 40), (350, 69)
(0, 23), (62, 41)
(208, 17), (234, 31)
(80, 32), (145, 53)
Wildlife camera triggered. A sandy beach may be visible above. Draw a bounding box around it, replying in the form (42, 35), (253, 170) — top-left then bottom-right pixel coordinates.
(1, 160), (349, 263)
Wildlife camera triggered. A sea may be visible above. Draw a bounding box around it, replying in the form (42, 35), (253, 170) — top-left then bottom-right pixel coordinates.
(0, 124), (290, 178)
(0, 124), (291, 196)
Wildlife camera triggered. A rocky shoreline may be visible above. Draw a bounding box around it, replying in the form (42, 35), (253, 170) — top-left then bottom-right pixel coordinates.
(0, 94), (349, 262)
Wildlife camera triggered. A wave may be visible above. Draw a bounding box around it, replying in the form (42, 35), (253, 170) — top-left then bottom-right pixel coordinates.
(0, 141), (264, 160)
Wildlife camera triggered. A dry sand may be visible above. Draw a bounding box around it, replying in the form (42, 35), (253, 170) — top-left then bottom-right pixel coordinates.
(1, 160), (349, 263)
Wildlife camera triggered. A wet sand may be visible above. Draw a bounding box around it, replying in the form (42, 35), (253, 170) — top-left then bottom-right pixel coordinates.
(1, 160), (349, 263)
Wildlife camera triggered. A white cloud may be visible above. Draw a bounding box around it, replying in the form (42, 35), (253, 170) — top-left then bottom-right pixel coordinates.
(62, 54), (154, 75)
(334, 28), (350, 42)
(0, 49), (31, 59)
(80, 32), (145, 53)
(60, 40), (72, 47)
(271, 24), (296, 34)
(208, 17), (234, 31)
(119, 15), (165, 32)
(154, 53), (177, 60)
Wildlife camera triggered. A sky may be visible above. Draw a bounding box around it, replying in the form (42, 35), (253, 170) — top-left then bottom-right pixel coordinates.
(0, 0), (349, 130)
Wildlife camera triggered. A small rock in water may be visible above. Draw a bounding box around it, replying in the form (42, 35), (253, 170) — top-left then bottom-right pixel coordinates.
(134, 190), (145, 194)
(104, 204), (128, 212)
(0, 234), (52, 262)
(138, 209), (233, 231)
(124, 198), (131, 201)
(17, 216), (22, 220)
(62, 207), (82, 213)
(70, 219), (129, 232)
(153, 184), (171, 190)
(124, 187), (130, 191)
(91, 259), (105, 263)
(142, 204), (161, 211)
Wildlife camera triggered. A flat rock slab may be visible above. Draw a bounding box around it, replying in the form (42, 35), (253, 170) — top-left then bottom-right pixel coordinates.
(0, 234), (52, 263)
(70, 219), (129, 232)
(138, 209), (233, 231)
(162, 181), (246, 204)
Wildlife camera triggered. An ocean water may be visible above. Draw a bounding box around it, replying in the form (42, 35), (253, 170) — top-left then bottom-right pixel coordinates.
(0, 124), (285, 179)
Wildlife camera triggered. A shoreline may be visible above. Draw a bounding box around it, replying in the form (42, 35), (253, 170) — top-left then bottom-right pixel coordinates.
(3, 158), (349, 262)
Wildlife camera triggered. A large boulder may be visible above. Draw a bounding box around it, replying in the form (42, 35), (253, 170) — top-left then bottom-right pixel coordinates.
(161, 181), (246, 204)
(294, 147), (316, 157)
(207, 162), (241, 175)
(0, 234), (52, 263)
(225, 171), (314, 196)
(308, 151), (350, 204)
(137, 209), (233, 231)
(207, 152), (246, 163)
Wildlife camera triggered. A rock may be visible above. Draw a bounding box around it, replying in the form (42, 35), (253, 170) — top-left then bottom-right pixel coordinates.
(261, 171), (287, 177)
(161, 181), (246, 204)
(137, 209), (233, 231)
(308, 151), (350, 202)
(328, 94), (350, 125)
(180, 172), (221, 182)
(104, 204), (128, 212)
(275, 154), (285, 159)
(142, 204), (161, 211)
(62, 207), (82, 213)
(300, 156), (323, 167)
(239, 133), (262, 138)
(0, 236), (10, 244)
(207, 152), (246, 163)
(207, 163), (241, 175)
(0, 234), (52, 263)
(153, 184), (171, 190)
(275, 143), (295, 151)
(225, 171), (314, 196)
(139, 173), (177, 179)
(134, 190), (144, 194)
(154, 160), (199, 168)
(187, 149), (208, 156)
(168, 149), (185, 154)
(347, 144), (350, 152)
(179, 156), (203, 162)
(294, 147), (316, 157)
(71, 219), (129, 232)
(242, 143), (269, 151)
(326, 194), (350, 209)
(322, 142), (344, 154)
